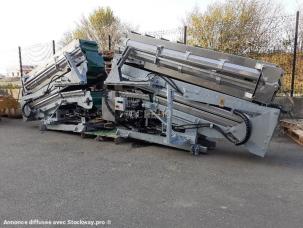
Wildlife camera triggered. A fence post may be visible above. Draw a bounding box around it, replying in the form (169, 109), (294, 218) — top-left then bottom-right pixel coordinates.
(18, 46), (24, 95)
(183, 26), (187, 44)
(291, 11), (299, 97)
(108, 35), (111, 51)
(52, 40), (56, 55)
(18, 46), (23, 78)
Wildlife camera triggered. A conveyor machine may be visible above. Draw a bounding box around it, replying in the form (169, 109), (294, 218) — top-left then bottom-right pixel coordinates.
(103, 33), (284, 157)
(21, 39), (107, 132)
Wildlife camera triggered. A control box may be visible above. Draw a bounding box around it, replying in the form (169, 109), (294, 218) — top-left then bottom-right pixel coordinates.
(114, 97), (127, 111)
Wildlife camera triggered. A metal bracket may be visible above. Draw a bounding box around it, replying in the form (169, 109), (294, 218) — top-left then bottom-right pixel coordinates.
(64, 52), (87, 84)
(154, 45), (164, 65)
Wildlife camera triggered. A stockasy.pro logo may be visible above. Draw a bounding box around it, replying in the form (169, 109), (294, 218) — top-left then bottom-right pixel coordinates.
(3, 219), (112, 226)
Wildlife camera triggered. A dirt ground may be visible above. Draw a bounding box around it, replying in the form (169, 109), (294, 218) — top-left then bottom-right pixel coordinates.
(0, 118), (303, 228)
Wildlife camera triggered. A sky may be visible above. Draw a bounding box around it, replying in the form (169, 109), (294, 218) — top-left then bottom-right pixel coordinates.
(0, 0), (301, 74)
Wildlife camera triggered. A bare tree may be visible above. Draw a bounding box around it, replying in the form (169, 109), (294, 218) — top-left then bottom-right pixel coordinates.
(61, 7), (132, 50)
(186, 0), (283, 55)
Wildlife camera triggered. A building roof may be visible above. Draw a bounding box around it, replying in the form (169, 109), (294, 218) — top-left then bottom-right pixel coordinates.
(22, 65), (35, 71)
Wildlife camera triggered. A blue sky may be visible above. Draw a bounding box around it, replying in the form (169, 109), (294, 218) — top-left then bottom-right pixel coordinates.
(0, 0), (301, 74)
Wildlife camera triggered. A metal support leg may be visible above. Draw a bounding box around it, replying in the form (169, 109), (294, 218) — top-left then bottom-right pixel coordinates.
(166, 84), (173, 144)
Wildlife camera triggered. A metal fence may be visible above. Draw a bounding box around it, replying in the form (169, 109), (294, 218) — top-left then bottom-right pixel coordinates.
(13, 11), (303, 97)
(142, 12), (303, 97)
(18, 41), (59, 76)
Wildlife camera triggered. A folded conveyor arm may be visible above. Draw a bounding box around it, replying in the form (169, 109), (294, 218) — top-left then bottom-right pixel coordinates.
(21, 39), (106, 132)
(104, 33), (284, 157)
(107, 33), (283, 104)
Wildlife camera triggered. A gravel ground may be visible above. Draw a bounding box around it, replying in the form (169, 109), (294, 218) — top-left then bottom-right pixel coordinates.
(0, 118), (303, 228)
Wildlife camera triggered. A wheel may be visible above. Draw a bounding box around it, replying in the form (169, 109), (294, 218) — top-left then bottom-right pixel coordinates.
(39, 122), (47, 131)
(190, 144), (208, 156)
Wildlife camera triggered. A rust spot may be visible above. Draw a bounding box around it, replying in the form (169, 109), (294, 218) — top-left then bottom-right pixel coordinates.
(219, 98), (225, 107)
